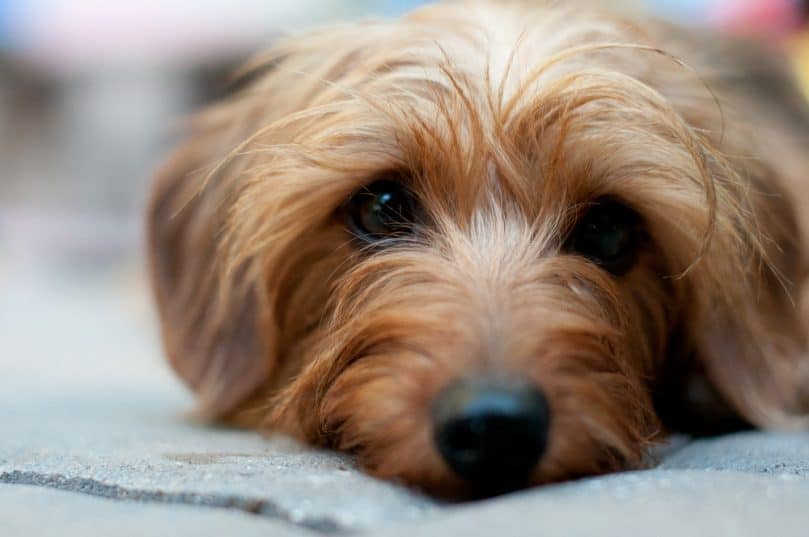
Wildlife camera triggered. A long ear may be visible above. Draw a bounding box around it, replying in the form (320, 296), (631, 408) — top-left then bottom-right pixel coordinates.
(663, 34), (809, 430)
(147, 103), (278, 419)
(146, 25), (395, 419)
(651, 165), (808, 433)
(695, 177), (809, 429)
(691, 108), (809, 431)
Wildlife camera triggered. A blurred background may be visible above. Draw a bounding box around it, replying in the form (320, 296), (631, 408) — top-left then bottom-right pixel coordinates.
(0, 1), (806, 384)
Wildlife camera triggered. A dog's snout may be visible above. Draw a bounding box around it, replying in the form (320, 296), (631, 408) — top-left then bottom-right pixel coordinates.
(432, 377), (550, 490)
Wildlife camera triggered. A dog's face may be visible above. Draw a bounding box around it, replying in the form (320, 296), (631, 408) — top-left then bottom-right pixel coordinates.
(149, 1), (808, 496)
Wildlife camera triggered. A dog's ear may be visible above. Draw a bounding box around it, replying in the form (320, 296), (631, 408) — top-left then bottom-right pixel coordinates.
(146, 28), (388, 419)
(661, 35), (809, 430)
(147, 103), (278, 419)
(689, 175), (809, 430)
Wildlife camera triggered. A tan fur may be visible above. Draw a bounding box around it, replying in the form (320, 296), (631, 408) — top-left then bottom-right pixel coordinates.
(147, 0), (809, 496)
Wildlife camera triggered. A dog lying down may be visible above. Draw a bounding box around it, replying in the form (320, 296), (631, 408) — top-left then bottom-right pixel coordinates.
(148, 0), (809, 497)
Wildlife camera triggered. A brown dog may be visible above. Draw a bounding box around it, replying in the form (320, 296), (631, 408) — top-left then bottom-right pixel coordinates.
(148, 0), (809, 496)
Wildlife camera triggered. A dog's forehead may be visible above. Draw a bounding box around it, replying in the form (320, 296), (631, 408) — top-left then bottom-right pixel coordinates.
(338, 3), (704, 210)
(396, 2), (656, 101)
(245, 2), (718, 233)
(401, 2), (577, 94)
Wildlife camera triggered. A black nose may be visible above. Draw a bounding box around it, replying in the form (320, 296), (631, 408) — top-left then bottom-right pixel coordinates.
(432, 377), (550, 490)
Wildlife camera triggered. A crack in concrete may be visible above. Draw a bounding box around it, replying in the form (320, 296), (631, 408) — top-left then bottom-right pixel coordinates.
(0, 470), (350, 535)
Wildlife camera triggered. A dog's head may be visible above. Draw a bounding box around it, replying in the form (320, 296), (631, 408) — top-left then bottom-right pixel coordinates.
(148, 1), (806, 496)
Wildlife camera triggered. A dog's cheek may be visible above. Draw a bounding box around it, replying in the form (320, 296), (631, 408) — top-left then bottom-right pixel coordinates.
(521, 361), (660, 484)
(319, 355), (466, 495)
(267, 228), (361, 388)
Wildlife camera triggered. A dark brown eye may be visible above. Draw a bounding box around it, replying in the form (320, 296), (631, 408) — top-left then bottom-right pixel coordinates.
(566, 198), (642, 275)
(346, 180), (417, 243)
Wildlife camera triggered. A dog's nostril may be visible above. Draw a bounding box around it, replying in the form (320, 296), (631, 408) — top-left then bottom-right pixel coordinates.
(432, 377), (550, 491)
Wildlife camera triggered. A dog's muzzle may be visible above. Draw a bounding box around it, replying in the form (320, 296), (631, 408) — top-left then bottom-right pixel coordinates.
(431, 376), (550, 492)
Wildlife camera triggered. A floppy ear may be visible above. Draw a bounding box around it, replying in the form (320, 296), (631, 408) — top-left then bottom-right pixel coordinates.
(693, 215), (809, 429)
(688, 142), (809, 430)
(147, 103), (278, 419)
(146, 26), (396, 420)
(659, 33), (809, 431)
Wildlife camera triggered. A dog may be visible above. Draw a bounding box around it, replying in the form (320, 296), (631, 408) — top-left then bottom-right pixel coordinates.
(147, 0), (809, 497)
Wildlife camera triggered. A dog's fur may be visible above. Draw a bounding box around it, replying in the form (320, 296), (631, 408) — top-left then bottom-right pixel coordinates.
(148, 0), (809, 496)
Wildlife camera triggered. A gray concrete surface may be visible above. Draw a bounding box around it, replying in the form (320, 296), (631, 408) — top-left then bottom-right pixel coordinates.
(0, 484), (308, 537)
(2, 264), (809, 536)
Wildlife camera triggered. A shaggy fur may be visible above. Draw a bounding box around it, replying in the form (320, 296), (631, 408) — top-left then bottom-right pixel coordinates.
(148, 0), (809, 496)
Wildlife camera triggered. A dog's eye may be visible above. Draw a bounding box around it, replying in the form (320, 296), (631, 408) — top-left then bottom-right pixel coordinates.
(346, 180), (417, 242)
(567, 199), (642, 275)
